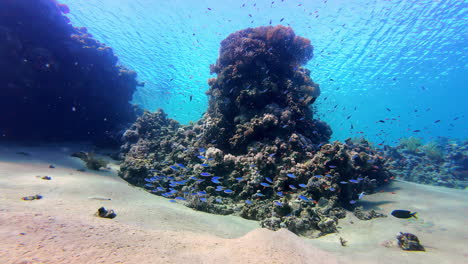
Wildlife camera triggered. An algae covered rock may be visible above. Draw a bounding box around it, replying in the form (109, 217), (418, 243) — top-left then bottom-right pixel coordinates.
(397, 232), (425, 251)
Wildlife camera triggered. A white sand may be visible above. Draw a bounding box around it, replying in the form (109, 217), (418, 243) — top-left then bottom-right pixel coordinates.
(0, 144), (466, 264)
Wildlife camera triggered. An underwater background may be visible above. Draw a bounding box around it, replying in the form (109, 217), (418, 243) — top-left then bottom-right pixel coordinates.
(1, 1), (468, 263)
(60, 0), (467, 146)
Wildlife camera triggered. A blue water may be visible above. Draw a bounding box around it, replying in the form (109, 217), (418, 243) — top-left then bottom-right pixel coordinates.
(61, 0), (467, 145)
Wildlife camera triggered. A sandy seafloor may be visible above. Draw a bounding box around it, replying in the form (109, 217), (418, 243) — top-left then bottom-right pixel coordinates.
(0, 144), (466, 264)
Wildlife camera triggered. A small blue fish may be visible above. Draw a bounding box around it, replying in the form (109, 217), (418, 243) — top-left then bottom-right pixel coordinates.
(189, 176), (198, 180)
(245, 200), (253, 204)
(329, 187), (336, 191)
(200, 197), (208, 202)
(260, 182), (271, 187)
(200, 172), (211, 177)
(157, 187), (165, 191)
(349, 200), (356, 204)
(212, 176), (221, 180)
(298, 183), (307, 188)
(329, 165), (337, 168)
(197, 155), (206, 159)
(254, 193), (265, 197)
(145, 183), (154, 188)
(349, 179), (359, 183)
(250, 164), (256, 167)
(169, 199), (176, 203)
(212, 179), (221, 184)
(177, 163), (186, 168)
(224, 189), (234, 194)
(175, 197), (186, 201)
(201, 164), (209, 167)
(358, 192), (365, 200)
(265, 177), (273, 183)
(235, 177), (244, 181)
(314, 175), (323, 178)
(197, 191), (207, 195)
(357, 177), (364, 181)
(289, 185), (297, 189)
(215, 198), (222, 203)
(286, 173), (296, 178)
(298, 195), (308, 201)
(277, 192), (284, 197)
(170, 166), (179, 170)
(269, 153), (276, 157)
(196, 179), (205, 182)
(325, 174), (332, 178)
(340, 181), (348, 184)
(274, 201), (283, 206)
(199, 148), (206, 153)
(207, 158), (215, 161)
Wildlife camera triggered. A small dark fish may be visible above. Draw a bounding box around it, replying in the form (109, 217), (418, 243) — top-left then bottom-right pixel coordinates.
(280, 18), (284, 22)
(189, 95), (193, 102)
(391, 210), (418, 219)
(434, 120), (441, 123)
(378, 120), (385, 123)
(207, 8), (212, 10)
(386, 108), (391, 112)
(413, 130), (421, 132)
(49, 165), (55, 168)
(346, 116), (351, 119)
(329, 78), (334, 81)
(329, 165), (337, 168)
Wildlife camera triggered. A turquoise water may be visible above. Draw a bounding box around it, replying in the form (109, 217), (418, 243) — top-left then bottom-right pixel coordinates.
(61, 0), (467, 145)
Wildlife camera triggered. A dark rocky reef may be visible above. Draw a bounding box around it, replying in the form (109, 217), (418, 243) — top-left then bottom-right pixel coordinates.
(119, 26), (392, 236)
(0, 0), (139, 145)
(384, 138), (467, 189)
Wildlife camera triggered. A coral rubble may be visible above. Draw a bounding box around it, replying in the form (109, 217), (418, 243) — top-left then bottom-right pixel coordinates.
(385, 138), (467, 189)
(0, 0), (138, 145)
(119, 26), (392, 236)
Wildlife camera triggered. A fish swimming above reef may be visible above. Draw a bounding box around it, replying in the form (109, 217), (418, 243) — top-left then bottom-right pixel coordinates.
(391, 210), (418, 219)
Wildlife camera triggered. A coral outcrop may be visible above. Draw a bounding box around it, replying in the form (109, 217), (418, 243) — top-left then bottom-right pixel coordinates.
(119, 26), (392, 236)
(0, 0), (139, 145)
(385, 138), (467, 189)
